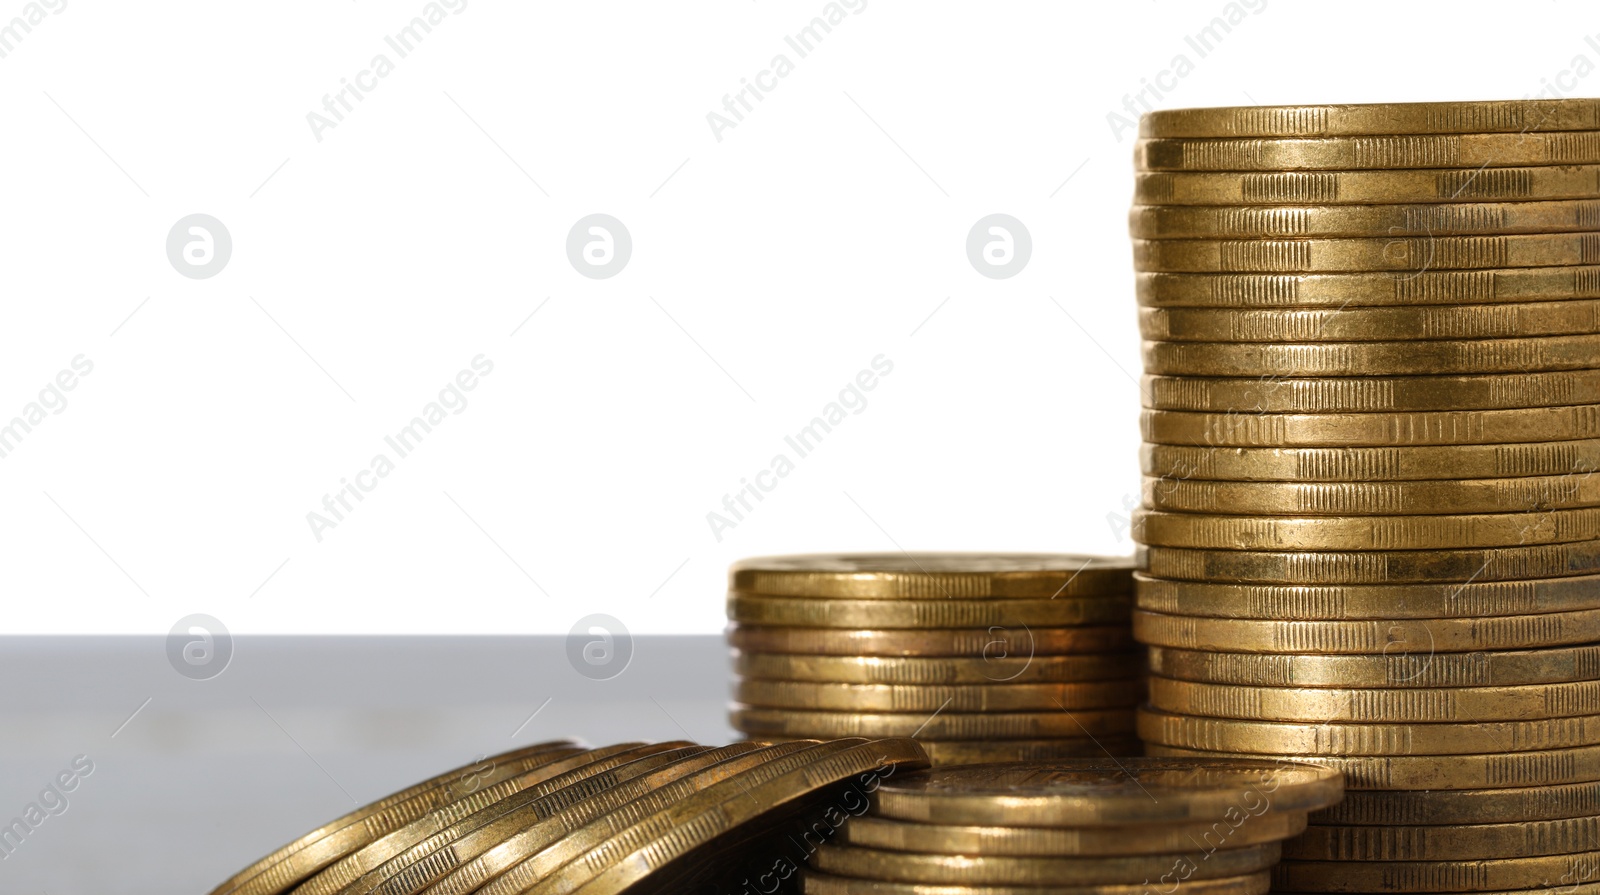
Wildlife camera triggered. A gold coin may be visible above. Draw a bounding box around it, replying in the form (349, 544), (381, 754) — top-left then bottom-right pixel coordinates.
(801, 870), (1273, 895)
(1138, 132), (1600, 171)
(734, 679), (1143, 712)
(1143, 339), (1600, 378)
(1140, 303), (1600, 343)
(1142, 404), (1600, 448)
(1142, 439), (1600, 482)
(1134, 573), (1600, 620)
(1136, 165), (1600, 206)
(1284, 815), (1600, 861)
(1140, 541), (1600, 584)
(842, 812), (1306, 857)
(734, 651), (1145, 685)
(1137, 266), (1600, 308)
(1139, 99), (1600, 138)
(1147, 743), (1600, 791)
(1143, 474), (1600, 516)
(728, 706), (1137, 741)
(1133, 508), (1600, 550)
(512, 737), (930, 895)
(730, 552), (1134, 598)
(1143, 371), (1600, 413)
(1318, 781), (1600, 825)
(208, 739), (583, 895)
(1138, 707), (1600, 756)
(913, 738), (1143, 765)
(1148, 644), (1600, 688)
(1134, 233), (1600, 273)
(1135, 607), (1600, 653)
(1270, 851), (1600, 893)
(726, 624), (1136, 657)
(1147, 675), (1600, 722)
(1130, 199), (1600, 240)
(726, 594), (1131, 629)
(873, 758), (1344, 825)
(809, 842), (1281, 886)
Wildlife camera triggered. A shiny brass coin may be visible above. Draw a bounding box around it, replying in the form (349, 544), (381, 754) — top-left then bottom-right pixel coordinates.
(1142, 439), (1600, 482)
(1284, 814), (1600, 861)
(512, 737), (930, 895)
(1130, 199), (1600, 240)
(1143, 338), (1600, 378)
(1147, 675), (1600, 722)
(913, 738), (1143, 765)
(1318, 781), (1600, 825)
(1135, 164), (1600, 206)
(1147, 743), (1600, 791)
(1143, 404), (1600, 447)
(1138, 707), (1600, 756)
(1143, 474), (1600, 516)
(726, 594), (1131, 629)
(209, 739), (583, 895)
(1140, 303), (1600, 343)
(1136, 266), (1600, 308)
(726, 623), (1136, 657)
(843, 811), (1306, 856)
(809, 842), (1281, 886)
(1133, 507), (1600, 550)
(801, 870), (1274, 895)
(1275, 885), (1600, 895)
(1134, 233), (1600, 273)
(1134, 607), (1600, 653)
(873, 758), (1343, 825)
(1148, 644), (1600, 689)
(1139, 541), (1600, 585)
(1138, 132), (1600, 171)
(734, 679), (1143, 712)
(728, 706), (1137, 741)
(1142, 370), (1600, 413)
(734, 651), (1146, 685)
(1139, 99), (1600, 138)
(1270, 851), (1600, 893)
(730, 553), (1134, 599)
(1134, 572), (1600, 620)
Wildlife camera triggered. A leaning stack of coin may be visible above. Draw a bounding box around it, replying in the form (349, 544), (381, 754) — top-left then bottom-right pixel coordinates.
(1130, 98), (1600, 894)
(725, 553), (1145, 765)
(801, 757), (1344, 895)
(208, 736), (928, 895)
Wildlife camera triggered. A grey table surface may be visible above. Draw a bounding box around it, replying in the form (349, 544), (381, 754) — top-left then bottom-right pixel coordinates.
(0, 635), (735, 894)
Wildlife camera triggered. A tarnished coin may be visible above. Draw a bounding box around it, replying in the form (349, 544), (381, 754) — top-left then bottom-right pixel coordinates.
(1139, 303), (1600, 343)
(726, 624), (1136, 657)
(728, 706), (1137, 741)
(730, 553), (1134, 599)
(1137, 132), (1600, 171)
(1143, 339), (1600, 378)
(1284, 814), (1600, 861)
(733, 651), (1145, 685)
(1142, 439), (1600, 482)
(1139, 99), (1600, 138)
(1140, 541), (1600, 585)
(1142, 474), (1600, 516)
(1136, 266), (1600, 308)
(1134, 233), (1600, 273)
(1135, 165), (1600, 206)
(1270, 851), (1600, 892)
(912, 738), (1143, 766)
(1130, 199), (1600, 240)
(726, 594), (1131, 629)
(1134, 573), (1600, 620)
(810, 842), (1281, 886)
(734, 679), (1143, 712)
(1134, 607), (1600, 653)
(1138, 707), (1600, 756)
(802, 871), (1273, 895)
(1317, 781), (1600, 825)
(842, 812), (1306, 856)
(872, 758), (1343, 825)
(1147, 644), (1600, 688)
(1147, 675), (1600, 722)
(1142, 371), (1600, 413)
(1147, 743), (1600, 791)
(1133, 507), (1600, 550)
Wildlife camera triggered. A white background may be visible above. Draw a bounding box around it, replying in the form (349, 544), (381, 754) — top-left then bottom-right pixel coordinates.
(3, 0), (1594, 635)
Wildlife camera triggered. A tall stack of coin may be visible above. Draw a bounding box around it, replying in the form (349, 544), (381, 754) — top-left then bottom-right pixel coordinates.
(801, 758), (1344, 894)
(1129, 98), (1600, 894)
(725, 553), (1145, 765)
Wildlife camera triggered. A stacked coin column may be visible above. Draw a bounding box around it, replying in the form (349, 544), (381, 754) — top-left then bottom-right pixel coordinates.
(1128, 99), (1600, 893)
(725, 553), (1146, 765)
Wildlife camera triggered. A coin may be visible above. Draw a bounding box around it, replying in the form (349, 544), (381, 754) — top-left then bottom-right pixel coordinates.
(1143, 474), (1600, 516)
(726, 594), (1132, 629)
(1134, 607), (1600, 653)
(728, 706), (1137, 741)
(1146, 743), (1600, 791)
(1147, 644), (1600, 688)
(1130, 199), (1600, 240)
(1136, 165), (1600, 206)
(1133, 507), (1600, 550)
(1142, 439), (1600, 482)
(1140, 304), (1600, 343)
(1284, 815), (1600, 861)
(1138, 707), (1600, 755)
(733, 652), (1145, 685)
(1270, 851), (1600, 892)
(809, 842), (1282, 886)
(726, 624), (1137, 657)
(734, 679), (1144, 712)
(1137, 132), (1600, 171)
(1143, 339), (1600, 378)
(912, 738), (1143, 765)
(1316, 781), (1600, 825)
(1139, 266), (1600, 310)
(841, 812), (1307, 856)
(1134, 573), (1600, 620)
(1140, 541), (1600, 584)
(872, 758), (1344, 825)
(801, 871), (1274, 895)
(1147, 676), (1600, 722)
(1143, 371), (1600, 413)
(1138, 99), (1600, 138)
(1134, 233), (1600, 273)
(730, 553), (1134, 599)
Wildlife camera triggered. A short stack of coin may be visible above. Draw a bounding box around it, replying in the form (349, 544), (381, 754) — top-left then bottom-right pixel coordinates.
(725, 553), (1145, 765)
(801, 757), (1344, 895)
(1130, 98), (1600, 894)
